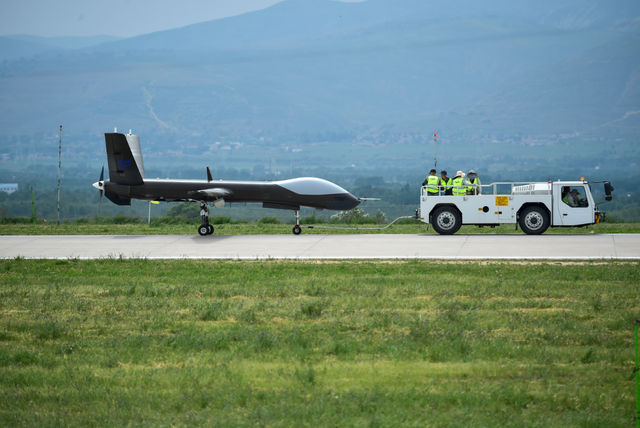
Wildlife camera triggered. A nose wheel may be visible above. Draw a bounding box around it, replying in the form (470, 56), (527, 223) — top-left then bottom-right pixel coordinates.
(292, 210), (302, 235)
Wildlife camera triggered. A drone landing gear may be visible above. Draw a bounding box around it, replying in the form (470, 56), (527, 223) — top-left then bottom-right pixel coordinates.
(198, 201), (214, 236)
(292, 210), (302, 235)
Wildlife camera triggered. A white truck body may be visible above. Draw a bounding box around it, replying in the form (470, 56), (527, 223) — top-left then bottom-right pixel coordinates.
(419, 180), (609, 235)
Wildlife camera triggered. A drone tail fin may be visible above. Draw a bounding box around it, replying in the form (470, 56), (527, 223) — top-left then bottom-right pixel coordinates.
(104, 132), (144, 186)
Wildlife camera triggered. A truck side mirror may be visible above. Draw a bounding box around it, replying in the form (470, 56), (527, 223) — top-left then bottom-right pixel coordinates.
(604, 181), (614, 202)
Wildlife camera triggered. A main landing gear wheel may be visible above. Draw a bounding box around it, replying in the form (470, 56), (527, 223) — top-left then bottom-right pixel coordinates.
(197, 201), (214, 236)
(519, 206), (549, 235)
(431, 206), (462, 235)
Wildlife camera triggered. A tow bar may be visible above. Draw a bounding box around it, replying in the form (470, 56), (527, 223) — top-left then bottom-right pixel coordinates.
(302, 210), (421, 232)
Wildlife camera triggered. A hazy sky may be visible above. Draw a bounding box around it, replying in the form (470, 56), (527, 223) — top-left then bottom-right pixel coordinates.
(0, 0), (365, 38)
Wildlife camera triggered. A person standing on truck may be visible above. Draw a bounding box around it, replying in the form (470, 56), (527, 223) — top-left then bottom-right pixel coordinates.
(467, 170), (481, 195)
(452, 171), (468, 196)
(440, 171), (452, 195)
(422, 169), (441, 196)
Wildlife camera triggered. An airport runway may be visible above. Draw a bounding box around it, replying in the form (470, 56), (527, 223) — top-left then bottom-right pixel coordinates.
(0, 234), (639, 259)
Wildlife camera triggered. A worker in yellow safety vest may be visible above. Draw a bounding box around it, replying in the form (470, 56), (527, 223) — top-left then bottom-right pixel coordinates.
(422, 169), (441, 196)
(440, 171), (452, 195)
(563, 189), (579, 207)
(466, 170), (482, 195)
(452, 171), (468, 196)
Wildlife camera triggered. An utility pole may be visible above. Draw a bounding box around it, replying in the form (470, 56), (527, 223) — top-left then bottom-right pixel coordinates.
(57, 125), (61, 225)
(433, 130), (439, 170)
(31, 187), (35, 226)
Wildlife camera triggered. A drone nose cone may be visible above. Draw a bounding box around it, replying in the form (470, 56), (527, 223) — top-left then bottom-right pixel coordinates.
(326, 192), (360, 210)
(347, 193), (361, 209)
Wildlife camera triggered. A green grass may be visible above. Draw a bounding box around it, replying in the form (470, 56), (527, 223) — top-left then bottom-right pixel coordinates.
(0, 259), (638, 427)
(1, 220), (639, 235)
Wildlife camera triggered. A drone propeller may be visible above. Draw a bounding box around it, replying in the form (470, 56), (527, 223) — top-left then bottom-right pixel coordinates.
(93, 162), (104, 211)
(98, 163), (104, 210)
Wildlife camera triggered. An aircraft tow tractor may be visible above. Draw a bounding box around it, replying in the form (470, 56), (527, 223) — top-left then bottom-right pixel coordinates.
(418, 179), (614, 235)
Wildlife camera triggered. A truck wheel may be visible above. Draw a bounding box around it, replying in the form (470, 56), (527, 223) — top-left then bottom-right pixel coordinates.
(432, 207), (461, 235)
(519, 206), (549, 235)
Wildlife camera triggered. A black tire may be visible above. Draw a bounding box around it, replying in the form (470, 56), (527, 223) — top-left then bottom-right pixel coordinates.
(292, 225), (302, 235)
(519, 206), (549, 235)
(431, 206), (462, 235)
(207, 225), (214, 235)
(198, 225), (209, 236)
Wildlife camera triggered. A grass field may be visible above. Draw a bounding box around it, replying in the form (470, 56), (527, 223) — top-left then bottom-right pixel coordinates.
(1, 221), (640, 236)
(1, 259), (638, 427)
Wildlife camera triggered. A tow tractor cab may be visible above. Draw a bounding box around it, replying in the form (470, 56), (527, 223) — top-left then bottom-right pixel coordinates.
(420, 179), (614, 235)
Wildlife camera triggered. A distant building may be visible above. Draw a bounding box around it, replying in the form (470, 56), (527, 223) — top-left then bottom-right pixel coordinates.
(0, 183), (18, 194)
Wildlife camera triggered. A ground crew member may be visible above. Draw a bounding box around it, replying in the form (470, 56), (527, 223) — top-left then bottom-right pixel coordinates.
(440, 171), (452, 195)
(452, 171), (468, 196)
(422, 169), (440, 196)
(467, 170), (481, 195)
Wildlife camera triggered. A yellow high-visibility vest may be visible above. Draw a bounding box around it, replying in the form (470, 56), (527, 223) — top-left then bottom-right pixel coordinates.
(441, 177), (452, 192)
(426, 175), (440, 194)
(467, 178), (480, 195)
(452, 177), (466, 196)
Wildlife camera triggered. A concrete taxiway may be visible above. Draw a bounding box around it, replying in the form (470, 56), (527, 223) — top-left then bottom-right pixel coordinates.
(0, 234), (639, 259)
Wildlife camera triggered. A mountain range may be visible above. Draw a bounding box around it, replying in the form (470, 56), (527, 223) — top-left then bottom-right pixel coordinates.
(0, 0), (639, 139)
